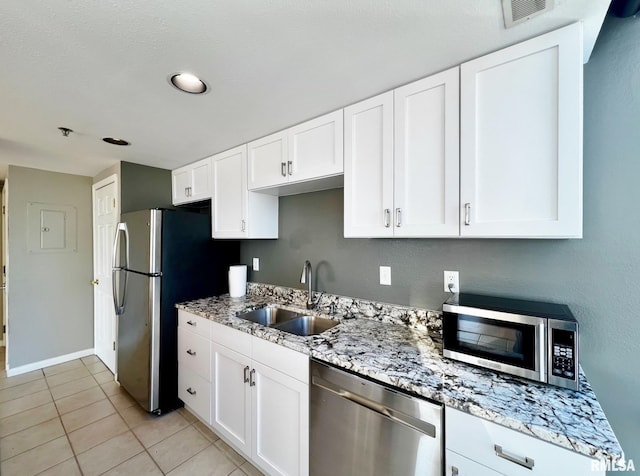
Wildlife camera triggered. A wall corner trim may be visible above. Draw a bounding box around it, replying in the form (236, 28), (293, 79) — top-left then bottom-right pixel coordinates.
(6, 348), (95, 377)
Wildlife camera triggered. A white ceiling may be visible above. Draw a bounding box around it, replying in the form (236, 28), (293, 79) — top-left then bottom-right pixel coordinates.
(0, 0), (610, 179)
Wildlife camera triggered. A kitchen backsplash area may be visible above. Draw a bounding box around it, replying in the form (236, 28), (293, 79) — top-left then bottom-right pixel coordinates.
(246, 282), (442, 337)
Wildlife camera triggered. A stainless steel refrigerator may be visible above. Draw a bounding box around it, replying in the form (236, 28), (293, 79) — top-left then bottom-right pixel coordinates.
(112, 209), (238, 414)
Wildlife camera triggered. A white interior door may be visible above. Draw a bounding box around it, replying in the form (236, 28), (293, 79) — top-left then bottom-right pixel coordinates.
(92, 175), (118, 373)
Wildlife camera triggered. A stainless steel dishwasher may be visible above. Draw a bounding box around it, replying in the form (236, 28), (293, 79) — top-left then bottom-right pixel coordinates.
(310, 359), (443, 476)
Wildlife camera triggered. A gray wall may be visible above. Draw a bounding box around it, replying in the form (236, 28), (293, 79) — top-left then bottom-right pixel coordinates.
(120, 161), (173, 213)
(7, 166), (93, 367)
(93, 161), (172, 214)
(241, 15), (640, 463)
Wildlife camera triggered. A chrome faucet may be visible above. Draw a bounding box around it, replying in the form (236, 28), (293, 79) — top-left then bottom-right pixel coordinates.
(300, 260), (316, 309)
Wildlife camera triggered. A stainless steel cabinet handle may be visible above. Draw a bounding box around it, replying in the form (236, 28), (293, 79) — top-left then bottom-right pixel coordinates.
(186, 349), (196, 356)
(451, 467), (459, 476)
(186, 320), (196, 326)
(281, 162), (287, 177)
(395, 208), (402, 227)
(494, 444), (535, 470)
(249, 369), (256, 387)
(384, 209), (391, 228)
(464, 203), (471, 225)
(186, 387), (196, 396)
(241, 220), (246, 232)
(244, 365), (250, 383)
(287, 160), (293, 176)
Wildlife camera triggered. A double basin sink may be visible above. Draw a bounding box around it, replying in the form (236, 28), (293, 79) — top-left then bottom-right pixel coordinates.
(236, 305), (339, 336)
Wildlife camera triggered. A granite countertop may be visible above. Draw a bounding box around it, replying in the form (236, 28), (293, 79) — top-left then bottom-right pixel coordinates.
(176, 286), (623, 465)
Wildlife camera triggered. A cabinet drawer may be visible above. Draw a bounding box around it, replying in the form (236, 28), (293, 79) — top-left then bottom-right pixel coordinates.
(446, 449), (504, 476)
(178, 310), (211, 340)
(446, 407), (597, 476)
(178, 327), (211, 381)
(211, 321), (252, 357)
(252, 337), (309, 383)
(178, 364), (211, 424)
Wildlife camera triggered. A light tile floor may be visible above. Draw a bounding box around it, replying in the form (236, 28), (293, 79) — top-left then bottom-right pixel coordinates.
(0, 349), (264, 476)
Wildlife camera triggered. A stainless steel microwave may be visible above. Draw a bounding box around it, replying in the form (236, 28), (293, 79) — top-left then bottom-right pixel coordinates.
(442, 294), (579, 391)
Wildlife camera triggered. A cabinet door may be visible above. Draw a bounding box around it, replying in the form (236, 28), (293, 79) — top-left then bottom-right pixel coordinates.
(394, 67), (460, 237)
(251, 360), (309, 476)
(212, 145), (248, 238)
(248, 130), (288, 190)
(189, 157), (212, 202)
(446, 407), (602, 476)
(211, 342), (252, 456)
(344, 92), (394, 238)
(446, 449), (504, 476)
(288, 110), (344, 183)
(172, 167), (191, 205)
(460, 23), (582, 238)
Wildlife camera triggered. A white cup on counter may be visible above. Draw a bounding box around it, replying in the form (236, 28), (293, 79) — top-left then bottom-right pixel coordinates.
(228, 265), (247, 298)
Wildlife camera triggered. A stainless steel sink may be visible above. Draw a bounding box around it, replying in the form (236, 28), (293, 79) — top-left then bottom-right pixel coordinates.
(236, 305), (302, 326)
(236, 306), (339, 336)
(272, 316), (339, 336)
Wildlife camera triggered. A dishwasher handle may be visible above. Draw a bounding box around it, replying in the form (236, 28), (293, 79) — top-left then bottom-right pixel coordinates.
(312, 375), (437, 438)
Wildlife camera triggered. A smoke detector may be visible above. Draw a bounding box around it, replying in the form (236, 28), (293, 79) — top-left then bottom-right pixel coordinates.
(502, 0), (555, 28)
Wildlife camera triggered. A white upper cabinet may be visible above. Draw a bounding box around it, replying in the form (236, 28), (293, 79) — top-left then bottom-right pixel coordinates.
(460, 23), (583, 238)
(248, 110), (344, 192)
(345, 67), (459, 238)
(288, 110), (344, 182)
(212, 145), (278, 239)
(172, 157), (212, 205)
(394, 67), (460, 237)
(247, 131), (289, 190)
(344, 92), (395, 238)
(212, 146), (248, 238)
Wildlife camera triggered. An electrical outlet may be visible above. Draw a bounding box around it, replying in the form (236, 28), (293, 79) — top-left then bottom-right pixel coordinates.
(252, 257), (260, 271)
(444, 270), (459, 293)
(380, 266), (391, 286)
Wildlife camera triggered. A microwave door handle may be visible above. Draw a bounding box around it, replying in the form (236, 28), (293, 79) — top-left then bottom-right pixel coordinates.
(538, 322), (546, 381)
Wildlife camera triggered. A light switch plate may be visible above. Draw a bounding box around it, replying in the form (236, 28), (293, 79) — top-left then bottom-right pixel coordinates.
(252, 258), (260, 271)
(380, 266), (391, 286)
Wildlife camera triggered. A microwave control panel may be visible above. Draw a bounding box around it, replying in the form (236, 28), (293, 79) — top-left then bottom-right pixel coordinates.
(551, 329), (576, 380)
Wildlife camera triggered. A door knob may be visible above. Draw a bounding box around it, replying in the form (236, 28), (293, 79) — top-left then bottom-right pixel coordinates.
(91, 279), (99, 285)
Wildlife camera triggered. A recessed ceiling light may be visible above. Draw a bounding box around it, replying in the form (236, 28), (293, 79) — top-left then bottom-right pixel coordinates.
(103, 137), (130, 146)
(170, 72), (208, 94)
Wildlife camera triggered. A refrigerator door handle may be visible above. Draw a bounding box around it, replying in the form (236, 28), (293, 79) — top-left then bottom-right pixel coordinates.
(112, 223), (130, 270)
(112, 223), (130, 316)
(112, 268), (128, 316)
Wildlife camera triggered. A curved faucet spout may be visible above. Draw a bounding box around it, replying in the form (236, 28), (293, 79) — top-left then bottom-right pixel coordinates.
(300, 260), (315, 309)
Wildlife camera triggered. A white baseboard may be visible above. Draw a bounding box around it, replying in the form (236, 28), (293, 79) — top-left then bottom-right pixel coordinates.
(6, 348), (94, 377)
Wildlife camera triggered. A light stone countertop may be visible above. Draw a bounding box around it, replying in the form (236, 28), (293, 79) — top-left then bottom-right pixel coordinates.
(176, 284), (623, 465)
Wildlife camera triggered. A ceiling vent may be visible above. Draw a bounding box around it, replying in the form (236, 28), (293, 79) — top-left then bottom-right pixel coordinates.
(502, 0), (555, 28)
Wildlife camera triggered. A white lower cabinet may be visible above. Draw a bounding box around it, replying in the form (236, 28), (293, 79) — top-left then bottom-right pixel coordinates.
(446, 407), (604, 476)
(177, 312), (212, 424)
(210, 323), (309, 476)
(211, 341), (252, 455)
(446, 449), (503, 476)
